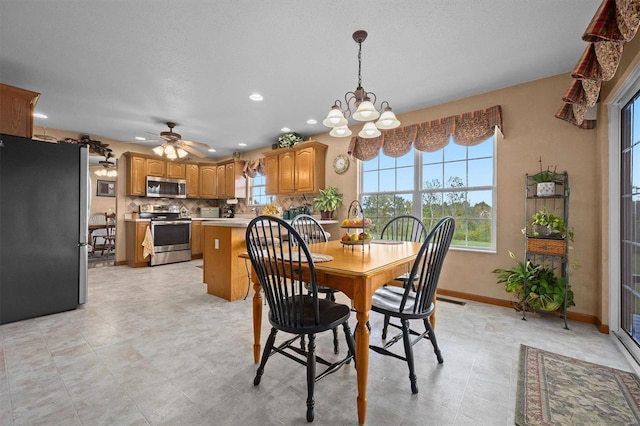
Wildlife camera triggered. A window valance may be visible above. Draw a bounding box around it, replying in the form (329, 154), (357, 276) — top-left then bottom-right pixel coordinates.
(557, 0), (640, 128)
(243, 158), (265, 178)
(347, 105), (502, 161)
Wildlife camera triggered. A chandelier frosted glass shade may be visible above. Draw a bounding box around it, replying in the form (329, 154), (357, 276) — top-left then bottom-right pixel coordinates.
(329, 125), (353, 137)
(322, 107), (348, 127)
(324, 30), (400, 138)
(358, 122), (381, 138)
(376, 108), (401, 130)
(153, 143), (189, 159)
(352, 100), (380, 121)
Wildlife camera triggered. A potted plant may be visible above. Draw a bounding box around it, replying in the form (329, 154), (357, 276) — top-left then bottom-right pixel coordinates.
(531, 164), (563, 197)
(313, 187), (343, 219)
(493, 251), (575, 312)
(526, 206), (573, 241)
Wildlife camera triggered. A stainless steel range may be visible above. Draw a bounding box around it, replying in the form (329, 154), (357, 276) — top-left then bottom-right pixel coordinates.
(140, 205), (191, 266)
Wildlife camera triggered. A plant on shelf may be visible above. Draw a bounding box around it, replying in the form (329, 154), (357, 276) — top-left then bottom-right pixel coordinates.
(531, 158), (563, 197)
(493, 251), (575, 312)
(277, 132), (303, 148)
(313, 187), (343, 219)
(525, 206), (574, 241)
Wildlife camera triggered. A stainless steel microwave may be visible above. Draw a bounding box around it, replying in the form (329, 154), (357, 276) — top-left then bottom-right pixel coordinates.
(146, 176), (187, 198)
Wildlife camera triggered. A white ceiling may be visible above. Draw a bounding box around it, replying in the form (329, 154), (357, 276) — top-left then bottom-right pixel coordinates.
(0, 0), (600, 158)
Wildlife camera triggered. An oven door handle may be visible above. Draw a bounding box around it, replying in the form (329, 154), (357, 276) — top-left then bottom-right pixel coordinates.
(152, 220), (191, 226)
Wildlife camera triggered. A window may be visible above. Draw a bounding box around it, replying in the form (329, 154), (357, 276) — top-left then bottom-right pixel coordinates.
(249, 174), (268, 205)
(360, 135), (496, 250)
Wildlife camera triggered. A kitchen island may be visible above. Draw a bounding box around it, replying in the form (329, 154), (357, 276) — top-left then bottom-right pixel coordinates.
(202, 217), (337, 301)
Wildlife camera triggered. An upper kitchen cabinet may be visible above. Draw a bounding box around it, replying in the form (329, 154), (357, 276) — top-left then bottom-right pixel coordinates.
(217, 160), (246, 199)
(0, 83), (40, 138)
(145, 158), (166, 177)
(264, 154), (279, 194)
(166, 162), (186, 179)
(124, 152), (146, 196)
(199, 163), (217, 199)
(263, 141), (327, 195)
(186, 163), (199, 198)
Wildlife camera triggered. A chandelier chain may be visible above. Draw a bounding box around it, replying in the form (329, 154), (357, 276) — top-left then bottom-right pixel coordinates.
(357, 40), (363, 88)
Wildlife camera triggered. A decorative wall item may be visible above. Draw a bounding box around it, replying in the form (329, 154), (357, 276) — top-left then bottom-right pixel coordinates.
(97, 180), (115, 197)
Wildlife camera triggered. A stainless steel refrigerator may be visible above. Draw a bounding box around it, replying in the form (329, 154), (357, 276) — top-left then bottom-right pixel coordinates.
(0, 134), (88, 324)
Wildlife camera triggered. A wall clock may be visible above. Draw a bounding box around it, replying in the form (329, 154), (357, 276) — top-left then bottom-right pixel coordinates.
(333, 154), (350, 174)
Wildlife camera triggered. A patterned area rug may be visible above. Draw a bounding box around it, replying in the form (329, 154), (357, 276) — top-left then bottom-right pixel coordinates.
(516, 345), (640, 425)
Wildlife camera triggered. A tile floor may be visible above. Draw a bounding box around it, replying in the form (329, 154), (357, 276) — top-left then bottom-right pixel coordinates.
(0, 259), (635, 425)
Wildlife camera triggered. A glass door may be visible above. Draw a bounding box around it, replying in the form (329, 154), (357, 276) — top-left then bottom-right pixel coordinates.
(619, 90), (640, 361)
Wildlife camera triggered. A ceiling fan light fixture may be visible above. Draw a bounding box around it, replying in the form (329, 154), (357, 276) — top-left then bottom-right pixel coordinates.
(153, 145), (165, 156)
(164, 144), (176, 156)
(176, 148), (189, 158)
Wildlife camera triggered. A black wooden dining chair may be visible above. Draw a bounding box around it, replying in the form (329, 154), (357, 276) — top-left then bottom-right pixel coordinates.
(291, 214), (340, 353)
(246, 215), (356, 423)
(379, 215), (428, 338)
(370, 216), (455, 394)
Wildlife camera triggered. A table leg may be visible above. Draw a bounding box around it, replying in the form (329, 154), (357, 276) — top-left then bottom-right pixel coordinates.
(355, 310), (370, 425)
(430, 295), (437, 329)
(252, 279), (262, 363)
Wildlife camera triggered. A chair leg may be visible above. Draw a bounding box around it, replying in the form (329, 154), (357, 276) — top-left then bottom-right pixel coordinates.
(424, 318), (443, 364)
(254, 327), (278, 386)
(332, 328), (339, 354)
(342, 321), (356, 369)
(401, 319), (419, 394)
(382, 314), (391, 339)
(300, 335), (306, 352)
(306, 334), (316, 422)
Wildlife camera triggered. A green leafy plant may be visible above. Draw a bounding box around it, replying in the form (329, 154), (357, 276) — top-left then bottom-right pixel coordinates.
(313, 186), (343, 213)
(526, 206), (574, 241)
(493, 251), (575, 311)
(277, 132), (303, 148)
(531, 162), (562, 184)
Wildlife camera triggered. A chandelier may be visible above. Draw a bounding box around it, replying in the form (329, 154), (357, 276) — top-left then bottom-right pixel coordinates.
(94, 158), (117, 177)
(323, 30), (400, 138)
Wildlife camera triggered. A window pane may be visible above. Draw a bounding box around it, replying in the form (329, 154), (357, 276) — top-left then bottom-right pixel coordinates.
(397, 167), (414, 191)
(422, 164), (443, 187)
(362, 170), (379, 192)
(444, 140), (466, 161)
(468, 137), (494, 159)
(444, 161), (466, 187)
(468, 158), (493, 187)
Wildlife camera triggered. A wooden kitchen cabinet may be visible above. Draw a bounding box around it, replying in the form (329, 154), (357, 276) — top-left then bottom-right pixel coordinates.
(0, 83), (39, 138)
(263, 141), (327, 195)
(216, 164), (227, 197)
(191, 220), (203, 258)
(186, 163), (199, 198)
(124, 152), (147, 196)
(126, 221), (151, 267)
(166, 161), (186, 179)
(264, 154), (279, 195)
(216, 160), (246, 199)
(199, 163), (217, 199)
(146, 158), (166, 177)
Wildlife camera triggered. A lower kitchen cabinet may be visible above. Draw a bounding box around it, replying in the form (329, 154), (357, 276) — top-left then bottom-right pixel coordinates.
(203, 224), (247, 301)
(126, 221), (151, 267)
(191, 220), (203, 258)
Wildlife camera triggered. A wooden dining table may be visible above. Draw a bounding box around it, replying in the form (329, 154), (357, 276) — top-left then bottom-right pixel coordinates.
(243, 239), (424, 425)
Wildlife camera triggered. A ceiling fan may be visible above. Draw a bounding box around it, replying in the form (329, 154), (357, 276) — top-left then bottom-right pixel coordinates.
(150, 122), (209, 159)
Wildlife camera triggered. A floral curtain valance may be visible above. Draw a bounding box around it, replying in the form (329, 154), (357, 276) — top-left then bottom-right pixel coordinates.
(556, 0), (640, 128)
(347, 105), (502, 161)
(243, 158), (265, 178)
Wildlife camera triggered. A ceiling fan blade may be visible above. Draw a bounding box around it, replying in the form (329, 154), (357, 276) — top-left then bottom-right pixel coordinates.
(181, 144), (206, 158)
(182, 139), (210, 149)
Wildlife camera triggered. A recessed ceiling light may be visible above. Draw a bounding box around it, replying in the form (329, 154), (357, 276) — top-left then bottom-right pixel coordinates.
(281, 127), (291, 132)
(33, 112), (48, 119)
(208, 148), (216, 152)
(238, 143), (247, 147)
(135, 136), (146, 141)
(249, 93), (263, 101)
(307, 119), (317, 124)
